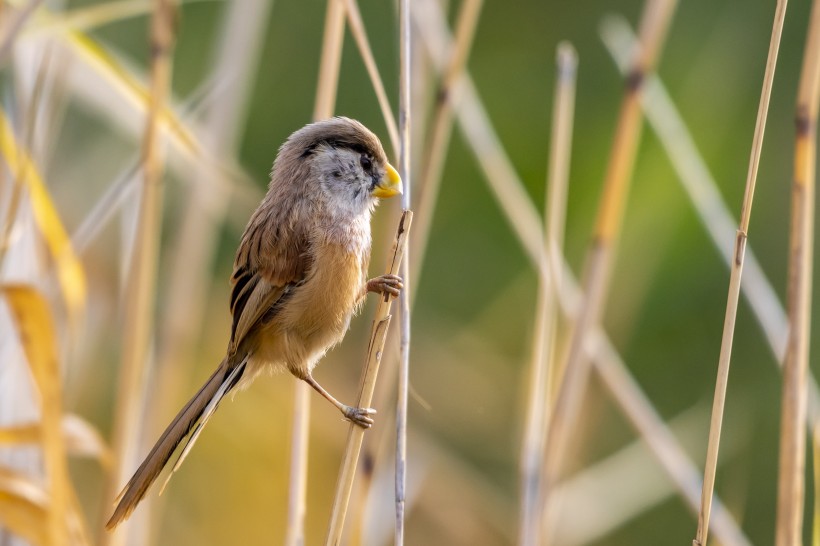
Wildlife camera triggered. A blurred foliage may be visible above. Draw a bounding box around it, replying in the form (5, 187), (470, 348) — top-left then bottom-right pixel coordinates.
(1, 0), (819, 544)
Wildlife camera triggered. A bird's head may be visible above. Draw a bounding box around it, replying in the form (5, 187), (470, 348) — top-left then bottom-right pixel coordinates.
(274, 117), (402, 217)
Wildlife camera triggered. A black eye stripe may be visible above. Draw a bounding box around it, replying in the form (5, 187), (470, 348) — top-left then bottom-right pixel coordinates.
(301, 139), (371, 157)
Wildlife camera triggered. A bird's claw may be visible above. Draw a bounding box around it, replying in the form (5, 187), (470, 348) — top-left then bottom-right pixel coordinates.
(343, 405), (377, 428)
(367, 274), (403, 298)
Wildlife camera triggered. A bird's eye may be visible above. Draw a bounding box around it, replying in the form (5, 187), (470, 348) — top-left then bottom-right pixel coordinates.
(360, 154), (372, 171)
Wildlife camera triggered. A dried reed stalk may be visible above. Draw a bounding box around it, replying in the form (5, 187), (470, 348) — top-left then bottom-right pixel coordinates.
(541, 0), (677, 530)
(395, 0), (412, 542)
(325, 210), (412, 546)
(0, 0), (44, 62)
(413, 3), (749, 542)
(693, 2), (788, 544)
(339, 0), (399, 154)
(814, 424), (820, 546)
(102, 1), (176, 544)
(285, 2), (346, 544)
(518, 42), (576, 546)
(775, 0), (820, 543)
(411, 0), (483, 284)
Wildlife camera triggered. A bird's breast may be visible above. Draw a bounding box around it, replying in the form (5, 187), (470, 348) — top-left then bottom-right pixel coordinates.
(276, 236), (367, 348)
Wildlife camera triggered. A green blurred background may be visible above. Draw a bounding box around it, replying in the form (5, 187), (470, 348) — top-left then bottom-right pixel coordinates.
(22, 0), (820, 543)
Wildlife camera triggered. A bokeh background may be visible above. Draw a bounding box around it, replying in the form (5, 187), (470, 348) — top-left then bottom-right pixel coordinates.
(1, 0), (819, 544)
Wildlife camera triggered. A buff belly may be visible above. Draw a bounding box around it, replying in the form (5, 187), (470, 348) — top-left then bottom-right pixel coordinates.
(247, 240), (365, 378)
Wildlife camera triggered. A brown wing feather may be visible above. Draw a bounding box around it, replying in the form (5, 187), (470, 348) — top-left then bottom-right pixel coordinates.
(228, 205), (312, 353)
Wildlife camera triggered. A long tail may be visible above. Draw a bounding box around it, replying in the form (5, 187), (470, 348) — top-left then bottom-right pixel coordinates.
(106, 357), (247, 530)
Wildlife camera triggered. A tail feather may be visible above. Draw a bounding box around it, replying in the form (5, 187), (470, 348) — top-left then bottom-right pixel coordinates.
(106, 358), (246, 530)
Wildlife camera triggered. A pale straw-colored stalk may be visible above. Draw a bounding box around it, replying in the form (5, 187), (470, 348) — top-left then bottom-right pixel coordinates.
(692, 2), (788, 544)
(518, 42), (576, 546)
(413, 2), (746, 541)
(395, 0), (412, 543)
(603, 13), (820, 438)
(325, 210), (412, 546)
(338, 0), (399, 155)
(775, 0), (820, 543)
(541, 2), (677, 533)
(0, 0), (45, 62)
(410, 0), (483, 285)
(101, 1), (176, 544)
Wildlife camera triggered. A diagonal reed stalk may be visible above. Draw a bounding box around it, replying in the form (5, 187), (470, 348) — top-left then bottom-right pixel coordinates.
(352, 3), (483, 537)
(325, 210), (412, 546)
(339, 0), (399, 155)
(413, 3), (747, 542)
(101, 1), (177, 544)
(541, 0), (677, 532)
(410, 0), (483, 285)
(693, 2), (788, 544)
(0, 0), (45, 63)
(775, 0), (820, 543)
(285, 2), (346, 544)
(518, 42), (576, 546)
(395, 0), (412, 542)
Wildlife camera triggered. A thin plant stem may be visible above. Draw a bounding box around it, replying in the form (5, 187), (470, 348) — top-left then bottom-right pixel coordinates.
(339, 0), (399, 155)
(602, 14), (820, 437)
(101, 1), (177, 544)
(285, 2), (346, 544)
(813, 424), (820, 546)
(775, 0), (820, 543)
(412, 0), (552, 264)
(0, 0), (45, 63)
(325, 211), (412, 546)
(693, 2), (788, 544)
(395, 0), (411, 542)
(412, 3), (749, 543)
(410, 0), (483, 285)
(0, 48), (51, 269)
(518, 42), (576, 546)
(552, 257), (752, 546)
(541, 1), (677, 532)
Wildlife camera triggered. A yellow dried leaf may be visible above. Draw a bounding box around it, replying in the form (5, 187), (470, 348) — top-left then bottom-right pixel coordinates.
(4, 285), (70, 546)
(0, 415), (112, 469)
(0, 466), (89, 546)
(0, 467), (50, 546)
(0, 111), (86, 320)
(65, 31), (200, 157)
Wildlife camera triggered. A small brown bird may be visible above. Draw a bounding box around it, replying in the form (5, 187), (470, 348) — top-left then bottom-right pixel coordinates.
(106, 117), (403, 529)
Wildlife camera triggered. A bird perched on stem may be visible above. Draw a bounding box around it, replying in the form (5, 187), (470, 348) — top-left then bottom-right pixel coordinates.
(107, 117), (403, 529)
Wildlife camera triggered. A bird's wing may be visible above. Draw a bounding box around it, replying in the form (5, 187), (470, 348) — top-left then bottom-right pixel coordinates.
(228, 217), (312, 353)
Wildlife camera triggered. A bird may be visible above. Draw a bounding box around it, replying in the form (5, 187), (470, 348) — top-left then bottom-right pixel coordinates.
(106, 117), (403, 529)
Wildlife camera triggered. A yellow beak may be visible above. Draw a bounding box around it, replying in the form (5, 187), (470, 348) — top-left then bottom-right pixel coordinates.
(371, 163), (403, 198)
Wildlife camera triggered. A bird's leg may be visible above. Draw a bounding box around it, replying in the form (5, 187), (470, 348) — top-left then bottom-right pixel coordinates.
(301, 374), (376, 428)
(364, 274), (403, 299)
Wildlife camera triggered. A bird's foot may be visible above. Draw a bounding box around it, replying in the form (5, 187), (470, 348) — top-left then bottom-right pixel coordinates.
(366, 274), (403, 298)
(342, 405), (377, 428)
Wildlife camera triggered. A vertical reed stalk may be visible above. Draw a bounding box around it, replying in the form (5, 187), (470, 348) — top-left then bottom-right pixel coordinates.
(541, 0), (677, 533)
(285, 2), (346, 544)
(340, 0), (399, 154)
(694, 2), (788, 544)
(411, 0), (483, 285)
(325, 211), (412, 546)
(102, 1), (176, 544)
(813, 425), (820, 546)
(395, 0), (411, 542)
(775, 0), (820, 543)
(518, 42), (576, 546)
